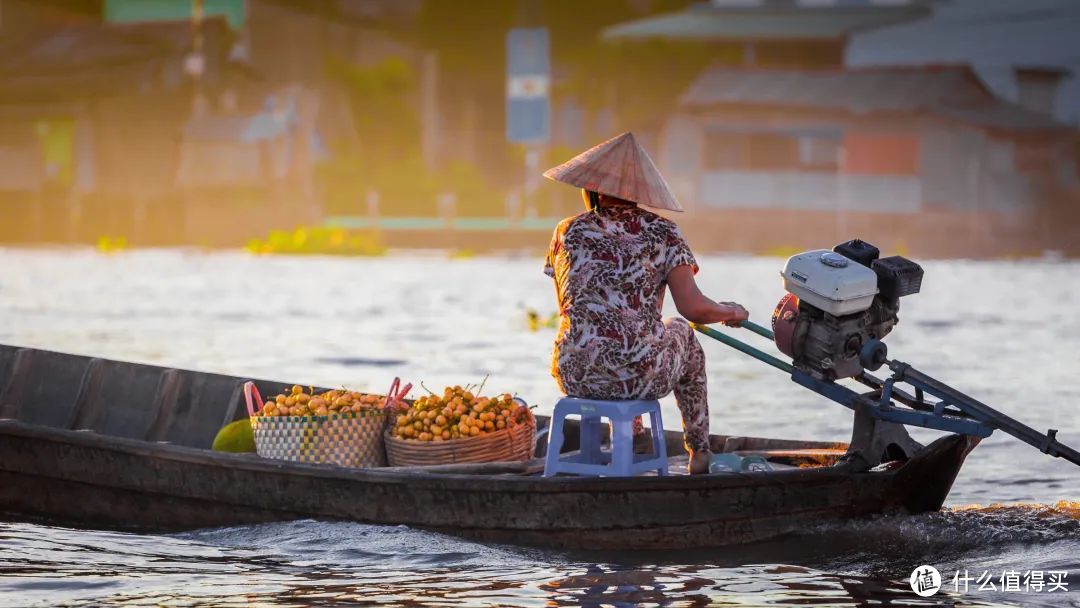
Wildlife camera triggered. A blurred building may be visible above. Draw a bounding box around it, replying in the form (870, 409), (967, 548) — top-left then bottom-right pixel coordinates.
(847, 0), (1080, 126)
(1, 0), (1074, 255)
(604, 0), (1080, 256)
(0, 0), (425, 245)
(846, 0), (1080, 253)
(246, 0), (419, 82)
(661, 65), (1071, 211)
(0, 12), (241, 243)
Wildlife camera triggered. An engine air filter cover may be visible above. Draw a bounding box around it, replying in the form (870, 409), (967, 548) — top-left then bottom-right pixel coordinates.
(781, 249), (879, 316)
(872, 256), (924, 299)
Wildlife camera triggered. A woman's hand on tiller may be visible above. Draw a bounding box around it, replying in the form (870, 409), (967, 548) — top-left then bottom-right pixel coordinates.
(718, 302), (749, 327)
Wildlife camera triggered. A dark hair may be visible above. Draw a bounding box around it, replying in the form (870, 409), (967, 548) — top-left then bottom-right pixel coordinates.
(586, 190), (601, 212)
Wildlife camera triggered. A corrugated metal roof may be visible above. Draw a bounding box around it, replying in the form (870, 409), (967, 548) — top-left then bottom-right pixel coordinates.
(849, 0), (1080, 67)
(846, 0), (1080, 125)
(679, 66), (1066, 130)
(602, 2), (930, 41)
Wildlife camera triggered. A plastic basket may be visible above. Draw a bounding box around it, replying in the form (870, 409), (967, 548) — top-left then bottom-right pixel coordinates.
(245, 381), (389, 468)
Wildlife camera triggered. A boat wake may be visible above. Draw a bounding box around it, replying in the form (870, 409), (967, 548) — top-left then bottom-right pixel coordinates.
(810, 501), (1080, 551)
(3, 507), (1078, 607)
(759, 502), (1080, 604)
(176, 519), (547, 569)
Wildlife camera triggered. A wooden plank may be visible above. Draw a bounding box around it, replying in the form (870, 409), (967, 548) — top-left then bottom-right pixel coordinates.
(144, 369), (188, 443)
(0, 470), (300, 532)
(154, 371), (246, 449)
(70, 358), (164, 440)
(0, 344), (20, 419)
(0, 348), (91, 428)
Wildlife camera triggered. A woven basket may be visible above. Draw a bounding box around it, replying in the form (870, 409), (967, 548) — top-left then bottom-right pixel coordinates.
(249, 411), (389, 467)
(244, 381), (389, 468)
(384, 410), (536, 466)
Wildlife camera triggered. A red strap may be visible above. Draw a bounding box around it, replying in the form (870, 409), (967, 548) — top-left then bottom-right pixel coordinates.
(395, 382), (413, 407)
(384, 377), (412, 411)
(243, 381), (264, 417)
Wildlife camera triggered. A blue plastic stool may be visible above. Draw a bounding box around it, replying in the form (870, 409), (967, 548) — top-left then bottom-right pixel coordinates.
(543, 397), (668, 477)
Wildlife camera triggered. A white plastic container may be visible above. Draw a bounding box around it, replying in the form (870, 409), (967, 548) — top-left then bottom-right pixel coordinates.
(781, 250), (879, 316)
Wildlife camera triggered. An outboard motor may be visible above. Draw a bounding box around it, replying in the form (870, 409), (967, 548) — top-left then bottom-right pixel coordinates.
(771, 239), (924, 380)
(689, 241), (1079, 468)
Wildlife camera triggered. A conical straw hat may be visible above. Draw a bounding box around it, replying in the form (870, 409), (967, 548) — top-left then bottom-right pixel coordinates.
(542, 132), (683, 212)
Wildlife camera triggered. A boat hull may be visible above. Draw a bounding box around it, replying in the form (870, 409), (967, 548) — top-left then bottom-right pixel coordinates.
(0, 418), (977, 550)
(0, 344), (979, 549)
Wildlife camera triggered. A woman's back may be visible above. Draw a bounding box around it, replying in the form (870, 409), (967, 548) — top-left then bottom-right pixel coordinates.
(541, 132), (748, 471)
(545, 204), (696, 386)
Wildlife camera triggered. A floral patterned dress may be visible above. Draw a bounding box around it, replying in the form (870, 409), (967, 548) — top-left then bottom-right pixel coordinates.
(544, 204), (710, 453)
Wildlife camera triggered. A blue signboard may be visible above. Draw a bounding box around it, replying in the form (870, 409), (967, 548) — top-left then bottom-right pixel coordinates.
(506, 28), (550, 144)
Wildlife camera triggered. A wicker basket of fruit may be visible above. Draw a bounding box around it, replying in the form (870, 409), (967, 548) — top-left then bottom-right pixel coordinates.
(246, 382), (396, 468)
(384, 385), (536, 466)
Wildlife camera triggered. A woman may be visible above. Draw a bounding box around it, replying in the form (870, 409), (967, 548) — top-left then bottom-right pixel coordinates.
(542, 133), (748, 474)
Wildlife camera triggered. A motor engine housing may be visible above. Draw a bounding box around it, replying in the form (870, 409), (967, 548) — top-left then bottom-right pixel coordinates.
(772, 240), (923, 380)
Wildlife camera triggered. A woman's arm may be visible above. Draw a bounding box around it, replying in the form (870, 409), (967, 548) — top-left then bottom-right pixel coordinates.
(667, 265), (749, 326)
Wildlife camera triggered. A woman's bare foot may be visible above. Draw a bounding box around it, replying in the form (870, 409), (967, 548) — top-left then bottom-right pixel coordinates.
(688, 450), (711, 475)
(632, 432), (652, 455)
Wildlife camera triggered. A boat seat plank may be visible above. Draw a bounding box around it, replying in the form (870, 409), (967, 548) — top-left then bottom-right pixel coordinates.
(0, 348), (92, 427)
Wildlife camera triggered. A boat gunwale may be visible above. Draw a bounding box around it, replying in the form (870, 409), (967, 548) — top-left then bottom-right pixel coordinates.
(0, 417), (911, 494)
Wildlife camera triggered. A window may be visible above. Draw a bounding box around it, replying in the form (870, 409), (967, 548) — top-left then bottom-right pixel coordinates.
(704, 129), (840, 172)
(842, 134), (919, 175)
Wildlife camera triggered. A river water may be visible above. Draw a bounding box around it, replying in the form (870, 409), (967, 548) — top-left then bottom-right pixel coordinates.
(0, 249), (1077, 607)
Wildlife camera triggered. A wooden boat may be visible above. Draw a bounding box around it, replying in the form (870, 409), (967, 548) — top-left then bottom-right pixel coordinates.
(0, 343), (978, 550)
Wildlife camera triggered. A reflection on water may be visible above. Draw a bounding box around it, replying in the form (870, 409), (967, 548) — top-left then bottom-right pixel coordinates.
(0, 250), (1078, 606)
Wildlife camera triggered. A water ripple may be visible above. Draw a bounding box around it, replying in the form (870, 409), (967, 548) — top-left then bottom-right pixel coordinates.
(2, 507), (1076, 606)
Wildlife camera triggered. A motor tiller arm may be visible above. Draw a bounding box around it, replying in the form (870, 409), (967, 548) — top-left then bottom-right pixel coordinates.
(691, 321), (1080, 467)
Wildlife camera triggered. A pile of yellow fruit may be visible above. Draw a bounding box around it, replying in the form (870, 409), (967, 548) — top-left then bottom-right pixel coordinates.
(391, 385), (528, 442)
(258, 385), (387, 417)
